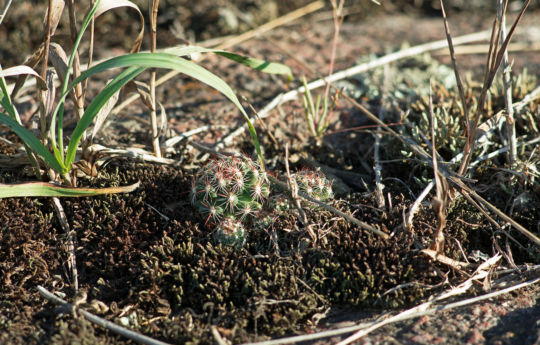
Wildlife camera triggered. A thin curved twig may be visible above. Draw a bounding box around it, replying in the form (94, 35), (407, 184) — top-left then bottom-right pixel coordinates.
(37, 286), (171, 345)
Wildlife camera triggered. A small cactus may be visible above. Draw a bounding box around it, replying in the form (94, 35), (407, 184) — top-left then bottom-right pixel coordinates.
(214, 216), (247, 247)
(191, 155), (270, 245)
(293, 168), (334, 202)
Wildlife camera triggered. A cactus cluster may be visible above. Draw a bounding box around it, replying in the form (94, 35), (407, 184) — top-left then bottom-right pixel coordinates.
(292, 168), (334, 202)
(190, 156), (270, 246)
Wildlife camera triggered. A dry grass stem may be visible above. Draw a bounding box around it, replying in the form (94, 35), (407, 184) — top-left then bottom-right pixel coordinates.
(268, 175), (389, 240)
(373, 66), (387, 209)
(244, 269), (538, 345)
(433, 41), (540, 56)
(149, 0), (162, 158)
(428, 85), (449, 253)
(0, 0), (12, 24)
(108, 1), (324, 118)
(421, 249), (472, 271)
(216, 28), (505, 150)
(284, 143), (310, 234)
(37, 286), (171, 345)
(439, 0), (469, 138)
(405, 180), (434, 231)
(498, 0), (517, 164)
(52, 197), (78, 291)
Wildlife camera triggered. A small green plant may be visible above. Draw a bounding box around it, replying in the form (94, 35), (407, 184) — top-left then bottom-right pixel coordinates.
(190, 155), (270, 246)
(300, 0), (344, 139)
(302, 75), (330, 138)
(214, 216), (247, 247)
(0, 0), (291, 198)
(293, 168), (334, 202)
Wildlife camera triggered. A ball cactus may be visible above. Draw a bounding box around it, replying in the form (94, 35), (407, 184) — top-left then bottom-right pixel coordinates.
(214, 216), (247, 247)
(190, 155), (270, 245)
(292, 168), (334, 202)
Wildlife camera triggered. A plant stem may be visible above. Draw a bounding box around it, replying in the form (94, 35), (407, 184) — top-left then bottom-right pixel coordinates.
(150, 0), (161, 158)
(498, 0), (516, 165)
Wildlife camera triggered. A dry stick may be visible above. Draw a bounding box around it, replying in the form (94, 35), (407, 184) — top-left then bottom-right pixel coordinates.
(37, 286), (171, 345)
(323, 0), (344, 102)
(459, 0), (530, 176)
(66, 0), (85, 121)
(498, 0), (517, 165)
(337, 281), (540, 345)
(284, 144), (309, 231)
(109, 0), (324, 118)
(470, 136), (540, 168)
(243, 277), (539, 345)
(52, 197), (78, 291)
(211, 326), (229, 345)
(216, 29), (498, 150)
(269, 175), (389, 240)
(433, 41), (540, 55)
(440, 0), (470, 140)
(90, 144), (176, 165)
(41, 0), (53, 81)
(149, 0), (161, 158)
(373, 65), (388, 209)
(0, 0), (13, 24)
(428, 83), (449, 253)
(83, 0), (96, 102)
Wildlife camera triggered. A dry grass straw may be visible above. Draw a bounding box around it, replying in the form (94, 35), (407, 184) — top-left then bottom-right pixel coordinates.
(149, 0), (161, 158)
(243, 264), (539, 345)
(453, 0), (530, 175)
(108, 0), (324, 119)
(37, 285), (171, 345)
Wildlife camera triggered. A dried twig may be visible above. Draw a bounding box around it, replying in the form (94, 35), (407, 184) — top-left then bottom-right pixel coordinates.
(440, 0), (469, 139)
(109, 1), (324, 118)
(149, 0), (161, 158)
(373, 65), (387, 209)
(269, 175), (389, 240)
(0, 0), (13, 25)
(211, 326), (229, 345)
(497, 0), (517, 164)
(284, 144), (309, 227)
(405, 181), (433, 231)
(216, 29), (500, 150)
(243, 275), (539, 345)
(428, 84), (449, 253)
(37, 286), (171, 345)
(52, 197), (78, 291)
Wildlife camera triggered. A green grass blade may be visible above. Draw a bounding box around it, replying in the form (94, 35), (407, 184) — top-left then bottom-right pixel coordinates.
(64, 66), (145, 168)
(0, 75), (19, 121)
(0, 181), (140, 198)
(51, 0), (102, 160)
(165, 46), (293, 76)
(65, 53), (265, 167)
(0, 112), (65, 173)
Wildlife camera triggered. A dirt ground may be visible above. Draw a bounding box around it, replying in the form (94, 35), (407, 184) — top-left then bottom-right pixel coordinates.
(0, 1), (539, 345)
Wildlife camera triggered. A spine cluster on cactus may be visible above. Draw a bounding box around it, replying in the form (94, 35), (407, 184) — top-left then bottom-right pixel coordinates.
(293, 168), (334, 202)
(191, 156), (270, 246)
